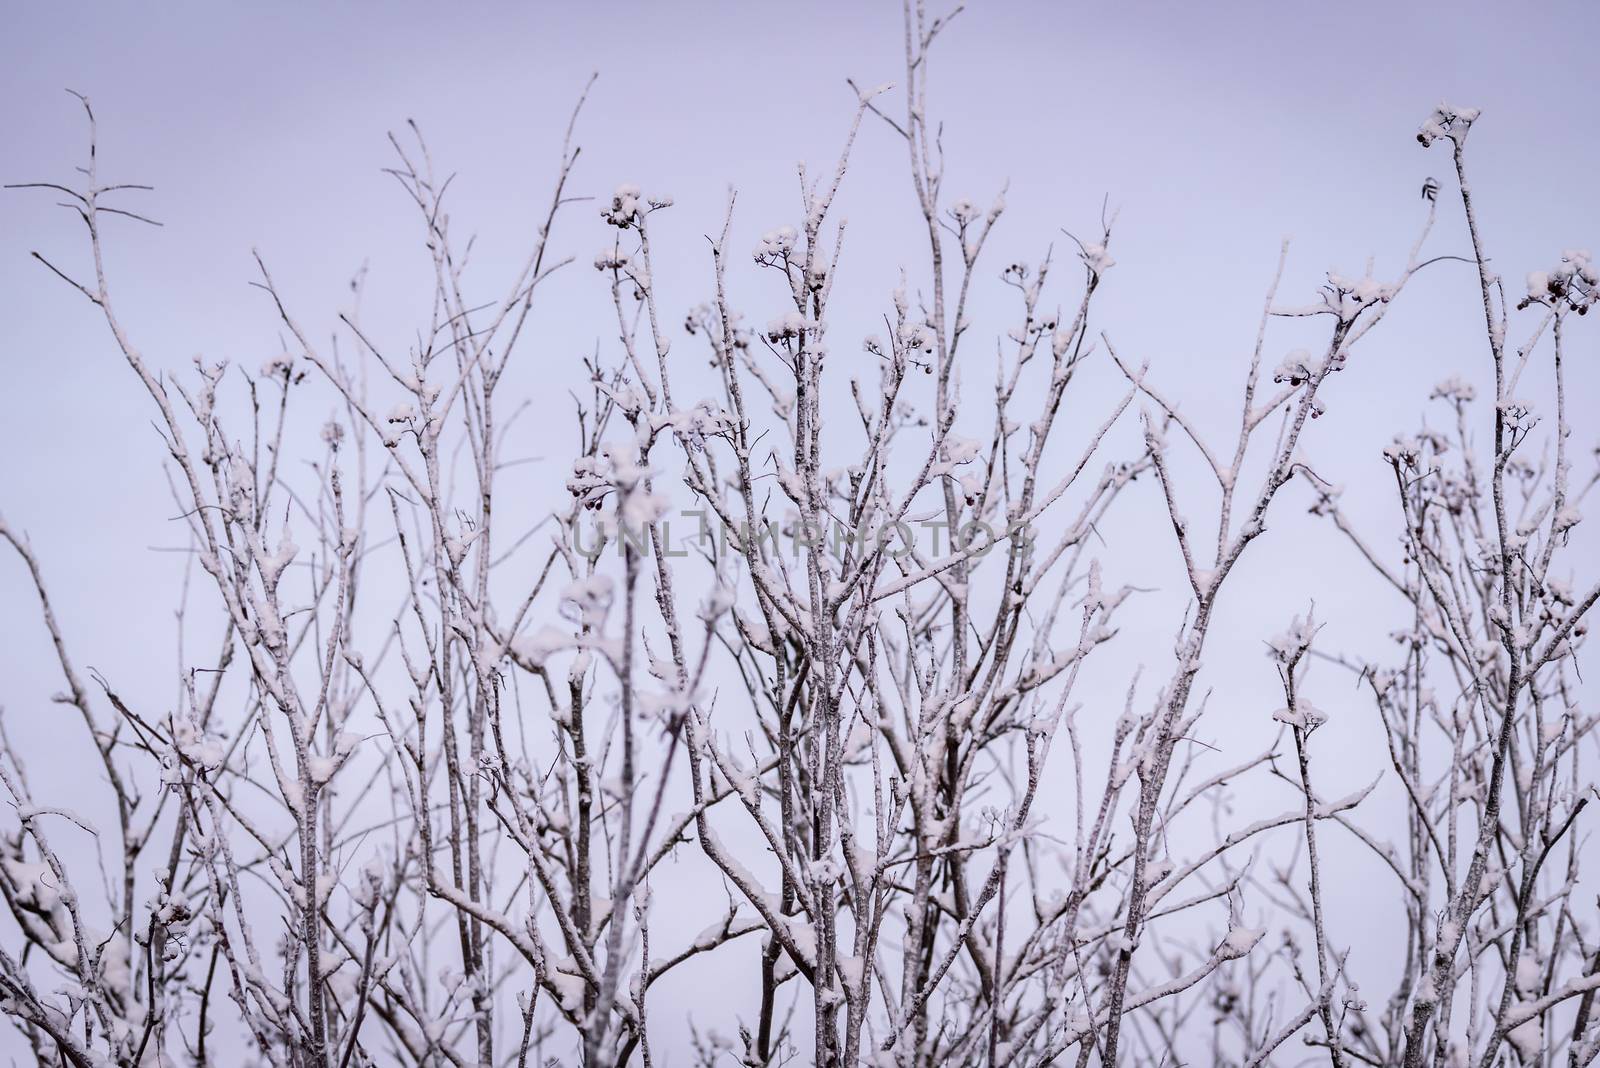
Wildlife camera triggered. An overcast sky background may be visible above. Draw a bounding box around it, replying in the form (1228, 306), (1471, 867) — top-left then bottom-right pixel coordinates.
(2, 1), (1598, 1061)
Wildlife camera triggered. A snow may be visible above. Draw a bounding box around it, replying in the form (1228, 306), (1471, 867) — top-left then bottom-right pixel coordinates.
(753, 225), (798, 262)
(1514, 953), (1542, 998)
(551, 968), (587, 1014)
(1271, 698), (1328, 732)
(173, 717), (226, 772)
(257, 533), (299, 589)
(1313, 782), (1375, 818)
(1217, 926), (1264, 960)
(729, 763), (760, 806)
(1080, 244), (1115, 275)
(766, 311), (807, 343)
(941, 435), (982, 465)
(1104, 932), (1135, 954)
(509, 626), (567, 672)
(562, 576), (615, 626)
(4, 859), (62, 914)
(783, 914), (818, 969)
(260, 353), (294, 379)
(601, 184), (643, 227)
(1507, 1015), (1542, 1059)
(306, 754), (337, 785)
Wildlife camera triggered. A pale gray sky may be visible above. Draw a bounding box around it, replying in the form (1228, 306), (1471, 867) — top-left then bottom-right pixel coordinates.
(2, 1), (1597, 1061)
